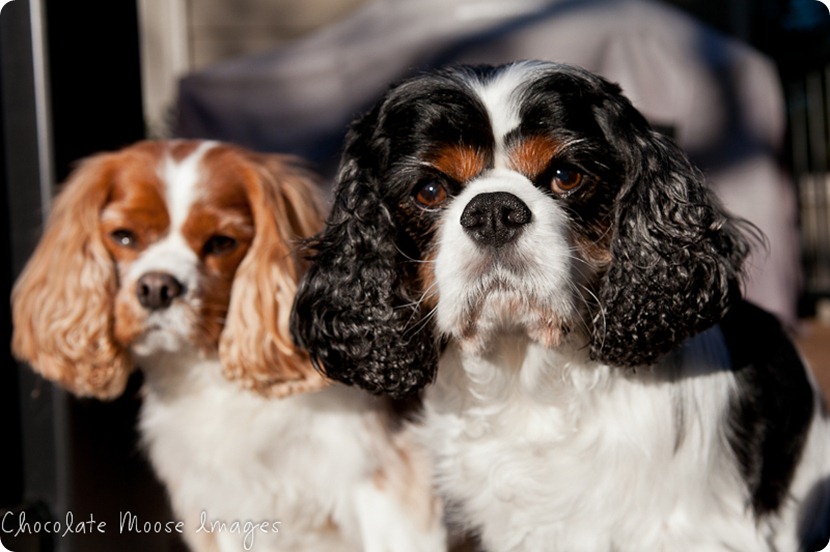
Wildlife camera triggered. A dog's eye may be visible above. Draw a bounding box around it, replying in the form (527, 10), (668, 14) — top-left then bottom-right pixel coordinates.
(413, 181), (449, 209)
(203, 235), (238, 256)
(110, 229), (138, 249)
(550, 166), (585, 194)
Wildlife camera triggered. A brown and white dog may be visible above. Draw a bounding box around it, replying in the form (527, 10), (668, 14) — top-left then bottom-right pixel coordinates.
(12, 140), (445, 552)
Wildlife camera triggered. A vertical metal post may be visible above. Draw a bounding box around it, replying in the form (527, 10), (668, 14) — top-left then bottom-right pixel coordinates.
(1, 0), (71, 549)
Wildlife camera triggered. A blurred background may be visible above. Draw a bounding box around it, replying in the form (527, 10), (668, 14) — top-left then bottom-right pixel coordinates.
(1, 0), (829, 549)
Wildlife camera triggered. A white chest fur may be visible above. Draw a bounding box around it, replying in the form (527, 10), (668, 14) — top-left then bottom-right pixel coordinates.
(419, 330), (790, 552)
(137, 352), (444, 552)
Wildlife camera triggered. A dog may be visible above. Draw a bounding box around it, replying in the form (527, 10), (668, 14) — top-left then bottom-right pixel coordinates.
(12, 140), (445, 552)
(291, 61), (830, 551)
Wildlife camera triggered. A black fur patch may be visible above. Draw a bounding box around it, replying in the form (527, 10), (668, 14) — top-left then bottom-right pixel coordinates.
(290, 67), (496, 398)
(291, 61), (750, 396)
(721, 301), (815, 516)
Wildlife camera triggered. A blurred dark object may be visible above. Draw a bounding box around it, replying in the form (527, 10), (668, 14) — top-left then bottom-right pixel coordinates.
(45, 0), (145, 182)
(2, 1), (184, 550)
(787, 64), (830, 316)
(671, 0), (830, 314)
(176, 0), (803, 328)
(768, 1), (830, 315)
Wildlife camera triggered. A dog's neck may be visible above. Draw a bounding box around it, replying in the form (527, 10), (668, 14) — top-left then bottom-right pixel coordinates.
(440, 332), (601, 399)
(132, 345), (226, 400)
(430, 326), (734, 435)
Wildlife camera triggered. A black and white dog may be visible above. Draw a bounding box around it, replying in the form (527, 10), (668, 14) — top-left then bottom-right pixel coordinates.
(292, 61), (830, 551)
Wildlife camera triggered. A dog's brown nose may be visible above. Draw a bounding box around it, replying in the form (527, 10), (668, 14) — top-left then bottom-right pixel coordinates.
(460, 192), (532, 248)
(136, 272), (184, 310)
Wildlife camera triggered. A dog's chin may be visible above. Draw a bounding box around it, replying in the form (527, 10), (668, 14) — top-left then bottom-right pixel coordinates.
(449, 286), (571, 355)
(130, 326), (194, 358)
(114, 301), (202, 359)
(435, 230), (579, 356)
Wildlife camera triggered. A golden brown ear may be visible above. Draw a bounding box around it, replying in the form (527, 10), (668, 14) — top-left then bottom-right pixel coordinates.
(219, 153), (329, 397)
(11, 153), (133, 399)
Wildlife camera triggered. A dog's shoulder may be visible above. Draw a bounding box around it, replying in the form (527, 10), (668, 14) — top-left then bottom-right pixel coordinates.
(720, 300), (819, 516)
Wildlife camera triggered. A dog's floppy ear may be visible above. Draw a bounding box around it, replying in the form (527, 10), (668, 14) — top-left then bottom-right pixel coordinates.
(589, 92), (750, 367)
(291, 110), (438, 398)
(220, 152), (329, 398)
(11, 153), (133, 399)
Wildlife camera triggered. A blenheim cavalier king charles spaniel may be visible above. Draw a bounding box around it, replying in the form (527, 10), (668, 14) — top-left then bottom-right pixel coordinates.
(291, 62), (830, 551)
(12, 140), (445, 552)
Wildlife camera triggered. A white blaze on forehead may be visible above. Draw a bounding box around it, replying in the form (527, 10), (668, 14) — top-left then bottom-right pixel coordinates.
(160, 140), (217, 230)
(468, 61), (544, 165)
(125, 141), (218, 285)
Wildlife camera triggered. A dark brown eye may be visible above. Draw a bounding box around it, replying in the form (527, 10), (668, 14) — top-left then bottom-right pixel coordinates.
(110, 229), (138, 249)
(550, 166), (585, 194)
(413, 181), (449, 209)
(203, 235), (238, 256)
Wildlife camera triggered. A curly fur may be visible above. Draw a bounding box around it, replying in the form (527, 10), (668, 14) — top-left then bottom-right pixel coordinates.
(291, 118), (438, 398)
(291, 61), (830, 551)
(589, 117), (750, 367)
(12, 140), (447, 552)
(11, 152), (134, 398)
(13, 143), (329, 399)
(292, 61), (749, 392)
(220, 152), (329, 397)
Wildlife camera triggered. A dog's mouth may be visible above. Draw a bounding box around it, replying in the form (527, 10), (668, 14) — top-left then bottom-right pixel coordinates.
(113, 292), (200, 354)
(448, 275), (573, 354)
(129, 318), (195, 357)
(433, 182), (581, 354)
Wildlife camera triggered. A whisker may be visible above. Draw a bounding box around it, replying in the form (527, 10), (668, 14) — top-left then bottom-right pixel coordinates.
(395, 280), (439, 311)
(394, 242), (438, 264)
(403, 304), (439, 340)
(572, 282), (604, 346)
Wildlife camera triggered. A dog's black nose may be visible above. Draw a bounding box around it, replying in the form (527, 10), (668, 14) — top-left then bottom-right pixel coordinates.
(460, 192), (532, 248)
(136, 272), (184, 310)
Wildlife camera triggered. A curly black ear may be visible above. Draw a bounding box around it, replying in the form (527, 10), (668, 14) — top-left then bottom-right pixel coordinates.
(589, 96), (750, 367)
(290, 113), (438, 398)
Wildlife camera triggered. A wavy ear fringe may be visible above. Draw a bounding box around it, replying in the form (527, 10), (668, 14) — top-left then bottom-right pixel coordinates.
(11, 154), (132, 399)
(291, 133), (438, 398)
(219, 154), (329, 398)
(589, 119), (750, 367)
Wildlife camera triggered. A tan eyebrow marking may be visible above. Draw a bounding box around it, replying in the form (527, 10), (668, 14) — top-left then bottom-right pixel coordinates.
(507, 136), (564, 179)
(428, 145), (488, 183)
